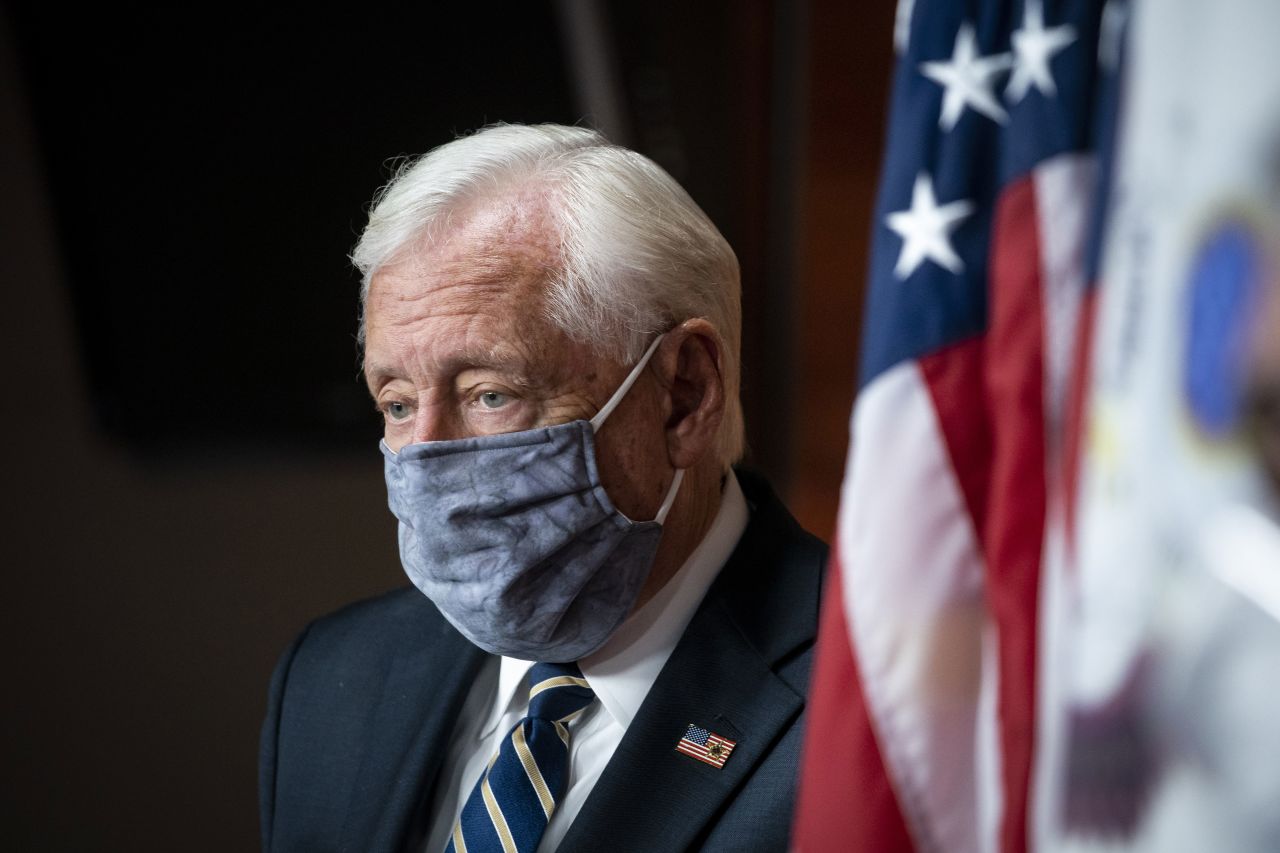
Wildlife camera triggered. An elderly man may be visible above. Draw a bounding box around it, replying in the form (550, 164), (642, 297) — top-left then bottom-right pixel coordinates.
(259, 124), (826, 853)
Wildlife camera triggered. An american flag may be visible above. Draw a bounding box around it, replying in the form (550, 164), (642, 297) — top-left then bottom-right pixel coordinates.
(793, 1), (1122, 852)
(675, 723), (736, 769)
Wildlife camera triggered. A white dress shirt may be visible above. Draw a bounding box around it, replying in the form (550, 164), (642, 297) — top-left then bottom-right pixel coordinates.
(422, 472), (749, 853)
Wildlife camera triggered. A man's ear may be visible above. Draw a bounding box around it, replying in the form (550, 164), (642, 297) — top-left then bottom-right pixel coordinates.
(656, 319), (726, 470)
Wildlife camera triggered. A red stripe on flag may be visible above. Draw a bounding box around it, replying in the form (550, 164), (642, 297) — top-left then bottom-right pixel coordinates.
(792, 551), (915, 853)
(984, 176), (1048, 853)
(919, 336), (993, 537)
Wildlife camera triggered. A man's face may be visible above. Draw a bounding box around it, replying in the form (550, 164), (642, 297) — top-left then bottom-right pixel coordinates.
(362, 197), (673, 520)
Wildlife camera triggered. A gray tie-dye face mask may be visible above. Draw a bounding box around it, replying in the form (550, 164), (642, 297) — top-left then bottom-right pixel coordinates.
(381, 334), (683, 662)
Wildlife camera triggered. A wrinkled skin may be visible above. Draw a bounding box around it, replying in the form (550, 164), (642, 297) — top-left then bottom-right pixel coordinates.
(363, 193), (729, 610)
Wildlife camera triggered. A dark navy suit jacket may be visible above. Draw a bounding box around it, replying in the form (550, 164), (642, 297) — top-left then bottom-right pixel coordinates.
(259, 471), (826, 852)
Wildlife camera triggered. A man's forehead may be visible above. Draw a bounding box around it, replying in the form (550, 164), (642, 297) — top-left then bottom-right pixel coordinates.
(358, 193), (608, 388)
(421, 191), (559, 268)
(362, 271), (555, 370)
(367, 198), (558, 307)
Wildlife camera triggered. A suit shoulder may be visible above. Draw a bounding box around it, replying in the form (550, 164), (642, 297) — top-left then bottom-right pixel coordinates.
(735, 467), (828, 567)
(778, 514), (828, 580)
(719, 469), (828, 680)
(283, 586), (457, 676)
(306, 585), (442, 637)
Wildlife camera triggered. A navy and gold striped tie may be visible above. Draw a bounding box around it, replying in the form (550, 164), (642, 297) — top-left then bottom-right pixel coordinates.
(445, 662), (595, 853)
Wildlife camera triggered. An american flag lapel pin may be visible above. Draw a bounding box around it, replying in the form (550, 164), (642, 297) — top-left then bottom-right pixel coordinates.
(676, 723), (737, 769)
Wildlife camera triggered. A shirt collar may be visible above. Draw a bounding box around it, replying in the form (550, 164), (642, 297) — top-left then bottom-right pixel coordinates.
(480, 472), (748, 739)
(482, 657), (534, 740)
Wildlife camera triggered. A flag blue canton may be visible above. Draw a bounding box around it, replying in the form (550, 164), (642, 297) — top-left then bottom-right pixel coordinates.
(860, 0), (1110, 388)
(683, 725), (711, 745)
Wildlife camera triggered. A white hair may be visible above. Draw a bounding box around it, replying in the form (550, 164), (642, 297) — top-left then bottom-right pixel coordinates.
(351, 123), (745, 465)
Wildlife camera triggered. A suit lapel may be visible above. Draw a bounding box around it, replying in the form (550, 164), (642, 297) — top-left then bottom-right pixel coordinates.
(338, 630), (488, 853)
(559, 598), (803, 852)
(559, 473), (819, 852)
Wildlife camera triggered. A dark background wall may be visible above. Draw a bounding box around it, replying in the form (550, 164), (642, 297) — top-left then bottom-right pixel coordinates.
(0, 2), (892, 848)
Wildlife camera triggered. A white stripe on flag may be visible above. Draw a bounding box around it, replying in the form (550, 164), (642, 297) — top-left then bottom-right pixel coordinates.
(839, 361), (991, 853)
(975, 609), (1003, 853)
(1034, 153), (1097, 458)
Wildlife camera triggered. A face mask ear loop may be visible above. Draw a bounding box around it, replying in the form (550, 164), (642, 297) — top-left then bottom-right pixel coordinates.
(653, 468), (684, 524)
(590, 333), (666, 433)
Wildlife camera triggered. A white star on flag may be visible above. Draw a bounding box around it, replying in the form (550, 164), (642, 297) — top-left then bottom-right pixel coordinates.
(1007, 0), (1077, 102)
(920, 22), (1013, 131)
(885, 172), (975, 279)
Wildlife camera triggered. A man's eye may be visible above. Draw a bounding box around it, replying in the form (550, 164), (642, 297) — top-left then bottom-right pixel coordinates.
(385, 401), (412, 422)
(479, 391), (509, 409)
